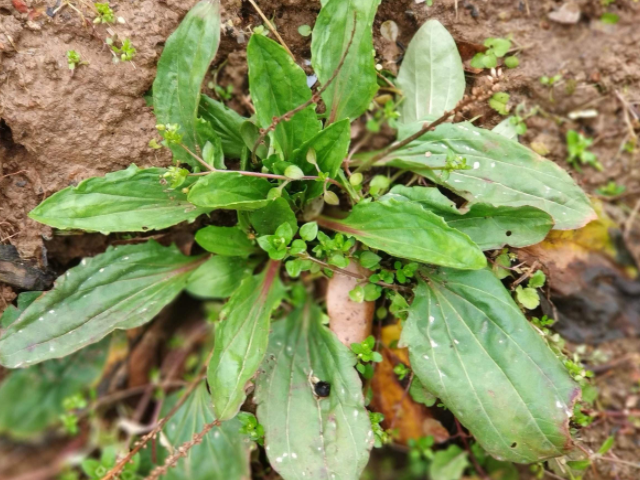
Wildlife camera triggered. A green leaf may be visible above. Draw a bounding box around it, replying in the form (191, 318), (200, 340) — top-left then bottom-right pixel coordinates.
(429, 445), (469, 480)
(0, 338), (108, 440)
(292, 120), (351, 199)
(396, 20), (465, 123)
(195, 226), (259, 257)
(485, 38), (511, 57)
(597, 435), (615, 455)
(401, 269), (579, 462)
(300, 222), (319, 242)
(201, 134), (226, 170)
(311, 0), (381, 122)
(208, 261), (284, 420)
(248, 34), (320, 160)
(493, 116), (520, 140)
(199, 94), (247, 158)
(380, 122), (596, 230)
(28, 165), (212, 234)
(1, 291), (41, 328)
(528, 270), (546, 289)
(159, 384), (251, 480)
(318, 199), (486, 270)
(153, 0), (221, 167)
(186, 256), (251, 299)
(386, 185), (460, 216)
(441, 205), (554, 251)
(0, 241), (203, 368)
(248, 198), (298, 236)
(409, 376), (437, 407)
(516, 285), (540, 310)
(188, 172), (272, 210)
(254, 301), (373, 480)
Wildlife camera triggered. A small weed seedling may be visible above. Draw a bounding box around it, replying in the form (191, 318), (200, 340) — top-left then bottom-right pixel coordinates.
(1, 2), (600, 480)
(566, 129), (602, 171)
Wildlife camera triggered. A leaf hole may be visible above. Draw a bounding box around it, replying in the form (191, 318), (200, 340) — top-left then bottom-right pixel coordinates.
(505, 230), (512, 237)
(510, 442), (517, 448)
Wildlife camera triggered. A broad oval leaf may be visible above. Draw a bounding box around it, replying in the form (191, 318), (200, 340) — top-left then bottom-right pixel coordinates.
(441, 205), (554, 250)
(0, 337), (108, 440)
(199, 94), (247, 158)
(311, 0), (381, 122)
(153, 0), (221, 167)
(248, 197), (298, 236)
(208, 261), (285, 420)
(292, 119), (351, 200)
(195, 226), (259, 257)
(317, 200), (486, 270)
(396, 19), (465, 123)
(400, 268), (579, 462)
(188, 172), (273, 210)
(255, 301), (373, 480)
(159, 384), (252, 480)
(28, 165), (212, 233)
(248, 34), (320, 160)
(185, 256), (252, 299)
(387, 186), (554, 250)
(0, 241), (203, 368)
(380, 122), (596, 230)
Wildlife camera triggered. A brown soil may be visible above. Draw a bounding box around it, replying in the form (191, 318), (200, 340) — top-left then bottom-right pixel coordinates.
(1, 0), (640, 478)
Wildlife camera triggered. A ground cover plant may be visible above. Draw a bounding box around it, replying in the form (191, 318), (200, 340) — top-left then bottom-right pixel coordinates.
(1, 0), (620, 479)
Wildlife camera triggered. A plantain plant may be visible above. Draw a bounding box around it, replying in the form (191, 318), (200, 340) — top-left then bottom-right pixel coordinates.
(0, 0), (597, 478)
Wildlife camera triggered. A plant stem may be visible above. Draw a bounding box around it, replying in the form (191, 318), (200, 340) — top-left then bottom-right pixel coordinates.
(180, 142), (345, 191)
(251, 13), (357, 163)
(246, 0), (294, 59)
(100, 349), (215, 480)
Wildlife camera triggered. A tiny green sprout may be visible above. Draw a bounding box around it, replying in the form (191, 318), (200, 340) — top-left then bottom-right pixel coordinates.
(211, 83), (233, 100)
(108, 37), (136, 62)
(257, 222), (296, 260)
(504, 55), (519, 68)
(566, 130), (602, 172)
(600, 12), (619, 24)
(489, 92), (510, 116)
(253, 25), (268, 36)
(298, 24), (312, 37)
(540, 74), (563, 86)
(366, 99), (400, 132)
(394, 261), (418, 284)
(393, 363), (410, 381)
(470, 37), (512, 69)
(351, 335), (382, 379)
(148, 138), (162, 150)
(94, 2), (115, 24)
(369, 412), (392, 447)
(66, 50), (84, 70)
(389, 292), (410, 321)
(158, 123), (183, 145)
(238, 412), (265, 446)
(162, 166), (189, 189)
(440, 149), (470, 181)
(596, 181), (625, 196)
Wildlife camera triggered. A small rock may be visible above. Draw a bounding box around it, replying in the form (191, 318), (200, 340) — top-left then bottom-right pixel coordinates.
(548, 2), (581, 25)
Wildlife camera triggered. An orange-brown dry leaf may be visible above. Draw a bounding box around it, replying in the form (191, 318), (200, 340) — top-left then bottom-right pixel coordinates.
(369, 325), (450, 445)
(326, 262), (375, 346)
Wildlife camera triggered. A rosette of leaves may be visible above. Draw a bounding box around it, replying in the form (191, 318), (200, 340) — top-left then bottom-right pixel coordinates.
(4, 1), (597, 478)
